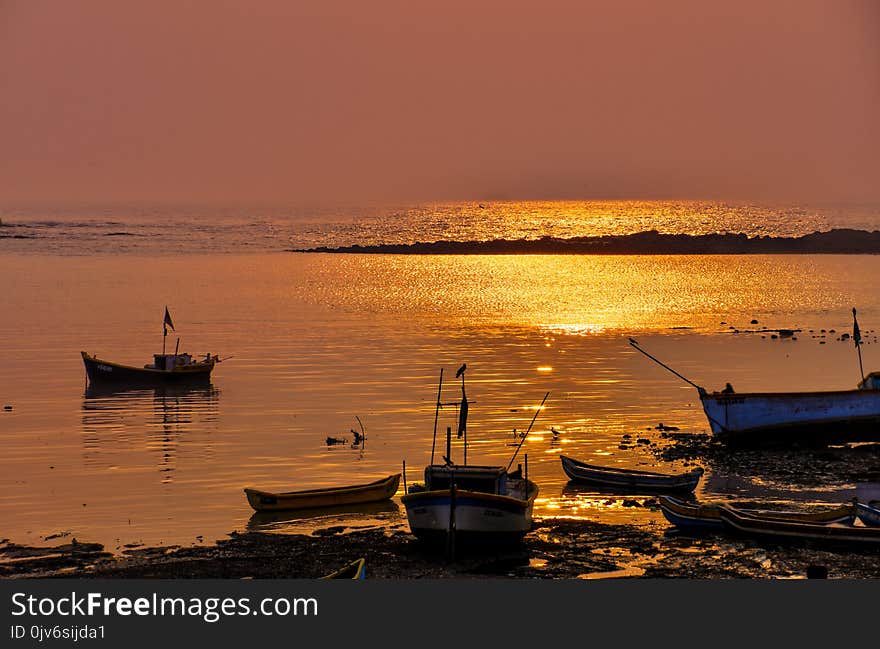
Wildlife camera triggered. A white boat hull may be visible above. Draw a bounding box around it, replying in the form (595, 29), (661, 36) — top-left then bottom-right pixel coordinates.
(700, 389), (880, 440)
(402, 485), (536, 544)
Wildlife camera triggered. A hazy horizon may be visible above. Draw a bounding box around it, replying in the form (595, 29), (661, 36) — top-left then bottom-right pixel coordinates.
(2, 1), (878, 206)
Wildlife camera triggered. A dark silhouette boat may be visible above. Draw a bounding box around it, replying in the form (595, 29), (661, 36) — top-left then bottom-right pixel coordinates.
(560, 455), (703, 493)
(81, 350), (219, 385)
(81, 306), (222, 386)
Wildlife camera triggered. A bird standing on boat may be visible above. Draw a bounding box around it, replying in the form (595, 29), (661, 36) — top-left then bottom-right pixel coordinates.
(456, 364), (467, 379)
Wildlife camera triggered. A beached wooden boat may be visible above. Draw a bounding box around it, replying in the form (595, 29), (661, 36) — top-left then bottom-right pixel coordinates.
(560, 455), (703, 493)
(402, 464), (539, 544)
(401, 367), (543, 546)
(321, 558), (366, 580)
(717, 505), (880, 545)
(244, 473), (401, 512)
(658, 495), (857, 530)
(855, 501), (880, 527)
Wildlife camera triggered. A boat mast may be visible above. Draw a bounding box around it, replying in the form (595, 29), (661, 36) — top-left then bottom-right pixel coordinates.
(430, 369), (444, 465)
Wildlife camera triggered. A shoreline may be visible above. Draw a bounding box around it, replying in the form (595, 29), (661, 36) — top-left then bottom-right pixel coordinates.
(5, 437), (880, 580)
(292, 228), (880, 255)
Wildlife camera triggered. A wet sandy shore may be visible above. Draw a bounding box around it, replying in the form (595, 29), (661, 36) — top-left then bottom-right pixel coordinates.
(3, 511), (880, 580)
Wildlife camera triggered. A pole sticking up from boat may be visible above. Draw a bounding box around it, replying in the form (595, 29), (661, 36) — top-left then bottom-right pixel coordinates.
(402, 459), (408, 495)
(430, 369), (444, 465)
(627, 337), (706, 393)
(506, 392), (550, 471)
(853, 308), (865, 382)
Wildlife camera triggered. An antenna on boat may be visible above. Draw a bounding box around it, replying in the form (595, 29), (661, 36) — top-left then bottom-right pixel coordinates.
(853, 308), (865, 382)
(430, 368), (444, 465)
(627, 337), (706, 393)
(506, 392), (550, 471)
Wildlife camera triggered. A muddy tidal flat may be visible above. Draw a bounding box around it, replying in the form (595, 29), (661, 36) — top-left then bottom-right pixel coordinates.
(5, 437), (880, 581)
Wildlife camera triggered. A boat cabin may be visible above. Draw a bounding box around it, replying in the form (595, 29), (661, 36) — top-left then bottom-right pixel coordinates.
(423, 464), (509, 495)
(148, 353), (197, 371)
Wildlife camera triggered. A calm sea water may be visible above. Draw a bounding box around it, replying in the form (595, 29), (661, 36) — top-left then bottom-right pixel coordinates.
(1, 201), (879, 551)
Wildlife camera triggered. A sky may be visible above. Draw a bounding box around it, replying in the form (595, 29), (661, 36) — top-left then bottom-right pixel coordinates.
(1, 0), (878, 206)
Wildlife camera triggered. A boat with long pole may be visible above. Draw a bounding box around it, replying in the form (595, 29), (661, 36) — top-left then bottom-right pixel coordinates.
(628, 310), (880, 442)
(401, 366), (544, 548)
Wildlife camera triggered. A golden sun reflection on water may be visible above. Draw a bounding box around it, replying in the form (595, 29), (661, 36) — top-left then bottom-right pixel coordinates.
(2, 252), (880, 548)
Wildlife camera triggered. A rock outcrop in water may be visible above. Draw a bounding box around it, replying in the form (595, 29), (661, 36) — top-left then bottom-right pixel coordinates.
(293, 228), (880, 255)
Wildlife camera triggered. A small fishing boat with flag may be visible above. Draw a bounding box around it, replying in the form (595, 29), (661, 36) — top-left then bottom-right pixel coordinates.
(401, 365), (544, 548)
(81, 307), (223, 386)
(629, 308), (880, 443)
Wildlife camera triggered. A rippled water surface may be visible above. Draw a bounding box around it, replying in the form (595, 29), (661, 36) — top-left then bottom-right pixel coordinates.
(3, 199), (879, 255)
(3, 249), (880, 550)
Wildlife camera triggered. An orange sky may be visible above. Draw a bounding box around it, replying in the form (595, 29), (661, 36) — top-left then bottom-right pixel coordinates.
(1, 0), (878, 205)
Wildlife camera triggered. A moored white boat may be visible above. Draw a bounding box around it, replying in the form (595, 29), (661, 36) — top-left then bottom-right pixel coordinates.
(401, 464), (538, 544)
(401, 365), (545, 547)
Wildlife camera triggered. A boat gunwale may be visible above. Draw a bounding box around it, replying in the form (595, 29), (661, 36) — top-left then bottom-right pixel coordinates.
(659, 495), (857, 525)
(244, 473), (401, 499)
(400, 481), (539, 509)
(560, 455), (703, 479)
(717, 505), (880, 542)
(700, 388), (880, 401)
(320, 558), (366, 580)
(81, 351), (215, 375)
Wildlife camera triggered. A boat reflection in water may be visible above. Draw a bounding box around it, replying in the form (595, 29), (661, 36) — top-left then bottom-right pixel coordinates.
(81, 383), (220, 481)
(246, 500), (402, 535)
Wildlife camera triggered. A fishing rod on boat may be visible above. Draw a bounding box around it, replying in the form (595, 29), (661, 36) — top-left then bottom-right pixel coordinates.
(627, 338), (706, 393)
(506, 391), (550, 471)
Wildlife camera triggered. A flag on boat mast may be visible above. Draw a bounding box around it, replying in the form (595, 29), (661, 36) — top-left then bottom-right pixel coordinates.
(853, 307), (865, 382)
(853, 307), (861, 347)
(457, 383), (468, 439)
(164, 306), (175, 333)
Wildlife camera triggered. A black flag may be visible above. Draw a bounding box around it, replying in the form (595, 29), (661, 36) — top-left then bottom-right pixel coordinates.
(164, 307), (175, 332)
(457, 384), (468, 439)
(853, 308), (861, 347)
